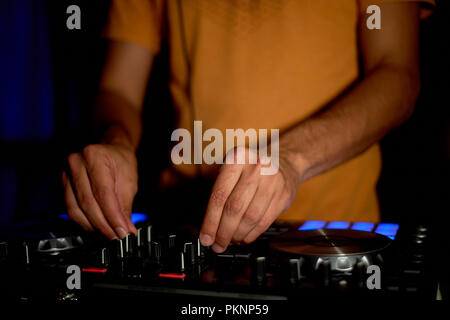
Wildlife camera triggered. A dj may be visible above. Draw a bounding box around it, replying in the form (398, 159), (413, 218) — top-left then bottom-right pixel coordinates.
(62, 0), (434, 253)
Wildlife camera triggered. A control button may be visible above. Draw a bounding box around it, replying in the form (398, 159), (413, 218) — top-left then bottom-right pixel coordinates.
(99, 247), (110, 266)
(404, 267), (422, 275)
(37, 236), (83, 254)
(125, 234), (137, 256)
(137, 228), (143, 247)
(289, 258), (304, 284)
(180, 252), (185, 272)
(386, 285), (400, 292)
(113, 239), (124, 260)
(413, 233), (427, 239)
(416, 225), (427, 233)
(217, 248), (234, 260)
(168, 234), (177, 249)
(183, 242), (196, 265)
(235, 252), (251, 261)
(254, 256), (266, 285)
(0, 241), (7, 262)
(23, 242), (30, 265)
(317, 259), (330, 287)
(338, 279), (348, 291)
(196, 238), (207, 258)
(336, 257), (352, 271)
(352, 259), (366, 289)
(151, 241), (161, 262)
(137, 226), (151, 248)
(138, 225), (152, 246)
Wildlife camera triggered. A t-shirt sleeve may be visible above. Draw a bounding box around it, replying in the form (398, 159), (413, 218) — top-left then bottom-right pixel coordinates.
(102, 0), (165, 53)
(359, 0), (436, 19)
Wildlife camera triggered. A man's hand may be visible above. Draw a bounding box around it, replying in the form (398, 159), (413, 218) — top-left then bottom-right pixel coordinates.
(199, 147), (302, 253)
(62, 143), (138, 239)
(62, 40), (154, 239)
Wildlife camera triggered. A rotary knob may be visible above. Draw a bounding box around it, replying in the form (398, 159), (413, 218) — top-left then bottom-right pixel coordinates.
(289, 258), (304, 285)
(183, 242), (196, 265)
(253, 256), (266, 285)
(37, 236), (83, 255)
(0, 241), (7, 263)
(125, 234), (137, 256)
(97, 247), (110, 266)
(151, 241), (162, 262)
(317, 258), (331, 287)
(113, 238), (124, 260)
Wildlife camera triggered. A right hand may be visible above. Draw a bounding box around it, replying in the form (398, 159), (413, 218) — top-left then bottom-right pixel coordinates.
(62, 143), (138, 239)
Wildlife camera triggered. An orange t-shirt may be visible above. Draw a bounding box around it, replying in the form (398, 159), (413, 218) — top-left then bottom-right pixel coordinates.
(103, 0), (434, 223)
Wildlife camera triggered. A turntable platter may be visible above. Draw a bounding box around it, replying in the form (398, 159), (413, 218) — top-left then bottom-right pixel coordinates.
(270, 229), (392, 256)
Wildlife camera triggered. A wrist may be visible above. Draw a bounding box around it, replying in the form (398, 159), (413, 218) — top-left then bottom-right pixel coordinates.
(100, 123), (138, 153)
(279, 137), (311, 184)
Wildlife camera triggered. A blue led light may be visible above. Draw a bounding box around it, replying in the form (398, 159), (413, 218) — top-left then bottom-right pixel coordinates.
(351, 222), (375, 232)
(375, 223), (399, 231)
(130, 213), (148, 224)
(298, 220), (326, 231)
(326, 221), (350, 229)
(375, 223), (399, 240)
(58, 213), (148, 224)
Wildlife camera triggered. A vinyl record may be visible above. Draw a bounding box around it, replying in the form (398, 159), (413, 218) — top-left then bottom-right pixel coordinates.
(270, 229), (392, 256)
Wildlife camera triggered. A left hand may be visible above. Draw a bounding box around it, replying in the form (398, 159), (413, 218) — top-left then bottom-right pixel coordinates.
(199, 147), (302, 253)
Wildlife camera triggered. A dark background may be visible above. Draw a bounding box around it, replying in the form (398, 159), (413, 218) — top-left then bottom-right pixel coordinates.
(0, 0), (448, 231)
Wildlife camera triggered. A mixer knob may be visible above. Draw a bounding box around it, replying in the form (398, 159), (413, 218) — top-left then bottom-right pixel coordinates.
(254, 256), (266, 285)
(137, 228), (144, 248)
(180, 252), (185, 272)
(151, 241), (161, 262)
(289, 258), (304, 284)
(113, 239), (124, 260)
(125, 234), (137, 256)
(0, 241), (7, 263)
(137, 225), (152, 247)
(317, 258), (330, 287)
(196, 238), (207, 258)
(416, 225), (427, 233)
(22, 242), (31, 265)
(352, 259), (367, 288)
(168, 234), (177, 249)
(100, 247), (110, 266)
(183, 242), (196, 265)
(336, 256), (352, 272)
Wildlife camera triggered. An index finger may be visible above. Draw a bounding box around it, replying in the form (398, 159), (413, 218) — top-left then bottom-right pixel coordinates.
(85, 162), (131, 239)
(199, 163), (244, 246)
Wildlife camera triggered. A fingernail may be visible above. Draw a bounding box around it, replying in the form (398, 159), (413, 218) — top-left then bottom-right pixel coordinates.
(212, 243), (225, 253)
(200, 233), (213, 246)
(115, 227), (128, 239)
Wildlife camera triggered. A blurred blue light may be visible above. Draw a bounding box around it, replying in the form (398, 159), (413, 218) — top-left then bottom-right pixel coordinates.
(351, 222), (375, 232)
(326, 221), (350, 229)
(375, 223), (399, 231)
(131, 213), (148, 224)
(375, 223), (399, 239)
(59, 213), (148, 224)
(298, 220), (326, 231)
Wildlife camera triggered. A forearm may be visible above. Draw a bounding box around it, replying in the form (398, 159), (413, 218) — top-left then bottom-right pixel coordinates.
(91, 89), (143, 152)
(281, 64), (420, 183)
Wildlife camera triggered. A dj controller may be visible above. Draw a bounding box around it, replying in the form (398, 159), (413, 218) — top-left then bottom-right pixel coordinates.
(0, 214), (441, 305)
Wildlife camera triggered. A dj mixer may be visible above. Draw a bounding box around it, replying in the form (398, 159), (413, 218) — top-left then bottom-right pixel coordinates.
(0, 214), (440, 304)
